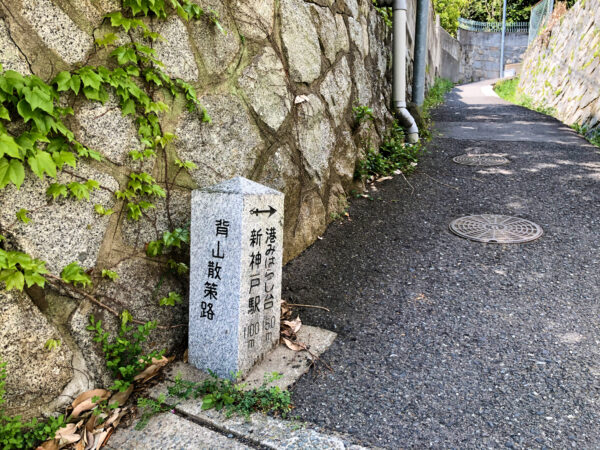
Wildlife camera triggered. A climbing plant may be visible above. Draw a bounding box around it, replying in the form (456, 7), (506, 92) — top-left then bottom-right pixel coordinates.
(0, 0), (224, 322)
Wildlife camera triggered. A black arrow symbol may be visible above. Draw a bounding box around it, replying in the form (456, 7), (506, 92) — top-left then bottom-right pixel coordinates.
(250, 206), (277, 217)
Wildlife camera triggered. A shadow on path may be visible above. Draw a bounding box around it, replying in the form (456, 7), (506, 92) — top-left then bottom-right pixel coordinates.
(285, 80), (600, 449)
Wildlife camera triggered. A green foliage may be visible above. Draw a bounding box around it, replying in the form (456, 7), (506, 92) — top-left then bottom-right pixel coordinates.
(353, 105), (374, 125)
(94, 204), (114, 216)
(572, 123), (600, 148)
(0, 249), (47, 291)
(355, 122), (423, 179)
(0, 362), (66, 449)
(136, 394), (170, 430)
(461, 0), (539, 23)
(493, 77), (556, 115)
(116, 172), (165, 221)
(87, 312), (163, 392)
(15, 209), (30, 224)
(159, 291), (182, 306)
(44, 339), (61, 351)
(372, 1), (392, 28)
(433, 0), (467, 36)
(177, 371), (291, 418)
(101, 269), (119, 281)
(146, 227), (190, 257)
(0, 66), (100, 191)
(61, 261), (92, 288)
(136, 370), (292, 426)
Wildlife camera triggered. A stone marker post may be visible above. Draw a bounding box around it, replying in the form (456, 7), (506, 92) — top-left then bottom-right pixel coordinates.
(189, 176), (284, 378)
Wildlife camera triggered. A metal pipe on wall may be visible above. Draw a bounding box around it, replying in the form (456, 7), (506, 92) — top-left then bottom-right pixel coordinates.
(499, 0), (507, 78)
(376, 0), (419, 143)
(412, 0), (429, 107)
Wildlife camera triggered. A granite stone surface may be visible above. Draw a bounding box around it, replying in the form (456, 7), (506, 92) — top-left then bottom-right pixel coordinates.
(190, 177), (284, 378)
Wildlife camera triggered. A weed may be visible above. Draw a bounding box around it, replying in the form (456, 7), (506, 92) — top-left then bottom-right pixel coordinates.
(353, 104), (375, 125)
(355, 122), (422, 180)
(571, 123), (600, 147)
(493, 77), (556, 115)
(87, 311), (164, 392)
(136, 370), (292, 429)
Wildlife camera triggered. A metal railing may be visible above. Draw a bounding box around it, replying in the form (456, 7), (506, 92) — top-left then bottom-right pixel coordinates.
(458, 17), (529, 33)
(529, 0), (555, 43)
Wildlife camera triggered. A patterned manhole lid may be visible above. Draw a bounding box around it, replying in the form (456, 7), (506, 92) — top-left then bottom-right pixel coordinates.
(453, 153), (510, 166)
(449, 214), (543, 243)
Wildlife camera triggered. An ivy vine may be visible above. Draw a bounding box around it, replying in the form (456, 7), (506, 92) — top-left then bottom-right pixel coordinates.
(0, 0), (223, 324)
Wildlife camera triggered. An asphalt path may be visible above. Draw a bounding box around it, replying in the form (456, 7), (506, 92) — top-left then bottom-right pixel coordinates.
(284, 80), (600, 449)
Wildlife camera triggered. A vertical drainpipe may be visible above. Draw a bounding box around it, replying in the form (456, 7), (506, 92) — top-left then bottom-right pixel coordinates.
(377, 0), (419, 143)
(412, 0), (429, 107)
(499, 0), (507, 78)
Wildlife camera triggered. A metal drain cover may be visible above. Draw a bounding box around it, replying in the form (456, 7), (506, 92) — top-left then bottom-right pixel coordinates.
(453, 153), (509, 166)
(449, 214), (543, 243)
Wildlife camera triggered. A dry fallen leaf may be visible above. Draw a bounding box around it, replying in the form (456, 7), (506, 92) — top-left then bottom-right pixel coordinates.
(58, 433), (81, 447)
(282, 337), (307, 352)
(108, 384), (133, 407)
(376, 176), (393, 182)
(72, 389), (110, 418)
(282, 317), (302, 334)
(72, 389), (110, 409)
(183, 348), (189, 363)
(133, 355), (170, 382)
(36, 439), (58, 450)
(94, 430), (109, 450)
(74, 440), (85, 450)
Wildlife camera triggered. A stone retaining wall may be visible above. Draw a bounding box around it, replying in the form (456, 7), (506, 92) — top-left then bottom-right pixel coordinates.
(0, 0), (464, 417)
(519, 0), (600, 133)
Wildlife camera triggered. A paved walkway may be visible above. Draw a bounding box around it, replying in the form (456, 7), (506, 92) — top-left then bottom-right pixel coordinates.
(285, 80), (600, 449)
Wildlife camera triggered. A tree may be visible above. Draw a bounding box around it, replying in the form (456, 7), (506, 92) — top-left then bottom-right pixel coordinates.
(432, 0), (468, 36)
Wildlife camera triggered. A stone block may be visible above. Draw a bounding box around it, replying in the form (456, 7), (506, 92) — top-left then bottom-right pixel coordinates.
(0, 290), (73, 419)
(310, 5), (350, 65)
(189, 177), (284, 378)
(20, 0), (93, 65)
(0, 164), (118, 274)
(153, 16), (199, 82)
(296, 94), (336, 189)
(174, 94), (262, 187)
(238, 47), (292, 131)
(280, 0), (321, 83)
(320, 57), (352, 127)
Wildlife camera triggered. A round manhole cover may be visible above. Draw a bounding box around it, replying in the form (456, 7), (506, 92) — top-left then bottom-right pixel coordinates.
(453, 153), (510, 166)
(449, 214), (543, 243)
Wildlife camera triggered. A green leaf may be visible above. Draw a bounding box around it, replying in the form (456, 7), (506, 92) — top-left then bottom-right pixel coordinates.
(94, 204), (114, 216)
(95, 33), (118, 48)
(24, 270), (46, 288)
(70, 75), (81, 95)
(67, 182), (90, 201)
(121, 98), (136, 116)
(44, 339), (61, 351)
(0, 105), (10, 120)
(46, 183), (68, 200)
(28, 151), (57, 179)
(0, 157), (25, 189)
(53, 71), (72, 91)
(0, 269), (24, 291)
(15, 208), (30, 224)
(23, 86), (54, 114)
(0, 133), (21, 159)
(127, 202), (142, 221)
(60, 261), (92, 287)
(52, 150), (77, 169)
(101, 269), (119, 281)
(85, 179), (100, 190)
(146, 240), (163, 257)
(121, 310), (133, 326)
(159, 291), (182, 307)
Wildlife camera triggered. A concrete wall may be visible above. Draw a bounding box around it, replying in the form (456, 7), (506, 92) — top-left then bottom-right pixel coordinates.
(519, 0), (600, 134)
(458, 28), (529, 82)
